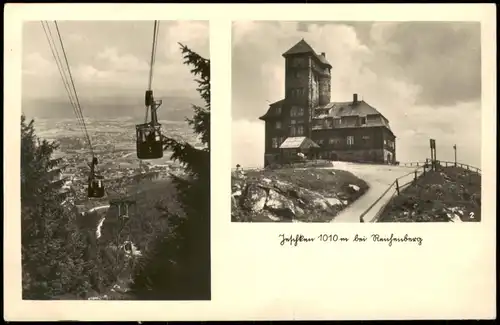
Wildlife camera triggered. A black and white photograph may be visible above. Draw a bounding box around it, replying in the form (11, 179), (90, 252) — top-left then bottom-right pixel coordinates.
(5, 3), (496, 322)
(21, 20), (211, 300)
(231, 21), (482, 223)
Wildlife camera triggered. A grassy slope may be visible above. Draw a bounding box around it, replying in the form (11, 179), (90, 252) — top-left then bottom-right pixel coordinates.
(233, 168), (369, 222)
(379, 166), (481, 222)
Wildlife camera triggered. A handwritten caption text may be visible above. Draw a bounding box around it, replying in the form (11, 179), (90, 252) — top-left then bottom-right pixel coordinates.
(279, 233), (423, 247)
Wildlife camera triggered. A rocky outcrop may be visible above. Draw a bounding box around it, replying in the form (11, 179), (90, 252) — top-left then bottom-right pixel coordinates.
(231, 172), (355, 222)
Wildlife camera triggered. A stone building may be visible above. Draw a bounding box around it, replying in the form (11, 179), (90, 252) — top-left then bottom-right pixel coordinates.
(259, 39), (396, 166)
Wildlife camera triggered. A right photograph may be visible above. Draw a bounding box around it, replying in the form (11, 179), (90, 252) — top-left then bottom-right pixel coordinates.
(231, 21), (482, 223)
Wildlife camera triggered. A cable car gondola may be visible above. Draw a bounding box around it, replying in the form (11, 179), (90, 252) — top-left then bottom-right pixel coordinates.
(136, 90), (164, 159)
(136, 21), (164, 160)
(88, 156), (105, 198)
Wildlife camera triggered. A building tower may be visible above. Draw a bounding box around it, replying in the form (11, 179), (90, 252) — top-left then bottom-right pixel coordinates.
(281, 39), (332, 138)
(318, 52), (331, 106)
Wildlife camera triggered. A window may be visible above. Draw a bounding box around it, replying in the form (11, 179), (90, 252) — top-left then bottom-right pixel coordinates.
(290, 119), (296, 125)
(329, 138), (341, 146)
(297, 125), (304, 136)
(298, 107), (304, 116)
(347, 136), (355, 146)
(291, 88), (305, 98)
(290, 126), (296, 136)
(333, 118), (341, 126)
(360, 117), (367, 125)
(275, 121), (282, 129)
(272, 138), (278, 148)
(292, 58), (304, 67)
(290, 107), (297, 117)
(275, 106), (281, 115)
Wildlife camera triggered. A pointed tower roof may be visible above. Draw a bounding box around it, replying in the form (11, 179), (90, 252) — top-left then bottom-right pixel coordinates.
(282, 38), (315, 57)
(282, 39), (332, 68)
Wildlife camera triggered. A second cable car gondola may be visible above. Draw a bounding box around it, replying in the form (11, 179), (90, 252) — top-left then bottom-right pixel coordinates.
(136, 89), (164, 159)
(88, 156), (105, 198)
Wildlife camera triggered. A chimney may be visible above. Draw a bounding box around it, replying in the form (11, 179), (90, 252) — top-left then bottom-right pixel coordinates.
(353, 93), (358, 103)
(321, 52), (326, 57)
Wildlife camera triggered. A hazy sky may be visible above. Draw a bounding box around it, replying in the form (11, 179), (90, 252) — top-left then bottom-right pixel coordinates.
(22, 20), (209, 101)
(232, 21), (482, 168)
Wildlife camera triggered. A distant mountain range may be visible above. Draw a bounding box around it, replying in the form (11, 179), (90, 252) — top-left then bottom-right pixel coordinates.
(22, 95), (203, 121)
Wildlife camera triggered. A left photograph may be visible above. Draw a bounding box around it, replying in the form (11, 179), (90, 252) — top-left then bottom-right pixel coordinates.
(21, 20), (211, 300)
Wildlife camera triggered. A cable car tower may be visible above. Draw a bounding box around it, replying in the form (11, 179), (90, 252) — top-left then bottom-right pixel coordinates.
(41, 21), (105, 199)
(136, 20), (164, 160)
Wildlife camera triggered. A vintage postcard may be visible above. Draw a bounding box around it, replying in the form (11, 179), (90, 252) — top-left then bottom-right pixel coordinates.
(4, 3), (497, 322)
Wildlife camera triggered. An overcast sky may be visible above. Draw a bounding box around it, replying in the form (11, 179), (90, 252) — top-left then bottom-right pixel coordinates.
(22, 20), (209, 101)
(232, 21), (482, 168)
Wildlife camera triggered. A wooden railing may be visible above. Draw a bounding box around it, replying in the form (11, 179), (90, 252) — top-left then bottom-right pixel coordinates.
(435, 160), (481, 174)
(360, 164), (428, 222)
(397, 161), (428, 168)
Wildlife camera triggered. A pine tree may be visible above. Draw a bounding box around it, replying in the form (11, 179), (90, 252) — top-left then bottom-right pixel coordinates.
(130, 43), (210, 300)
(21, 114), (97, 299)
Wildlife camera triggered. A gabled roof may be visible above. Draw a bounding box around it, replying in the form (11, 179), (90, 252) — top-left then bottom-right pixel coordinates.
(282, 39), (332, 68)
(279, 136), (320, 149)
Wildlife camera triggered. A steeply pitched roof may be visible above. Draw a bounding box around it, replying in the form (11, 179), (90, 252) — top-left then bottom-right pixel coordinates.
(282, 39), (315, 56)
(282, 39), (332, 68)
(312, 99), (393, 134)
(316, 100), (386, 119)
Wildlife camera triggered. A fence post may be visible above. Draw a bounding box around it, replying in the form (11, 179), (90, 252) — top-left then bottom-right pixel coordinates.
(396, 179), (400, 195)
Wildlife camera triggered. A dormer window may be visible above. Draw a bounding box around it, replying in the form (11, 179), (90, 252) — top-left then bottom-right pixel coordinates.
(360, 117), (366, 125)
